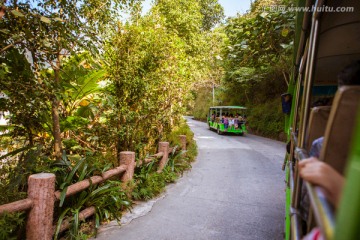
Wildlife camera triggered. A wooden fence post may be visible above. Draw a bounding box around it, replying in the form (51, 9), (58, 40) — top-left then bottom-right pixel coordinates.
(119, 151), (135, 182)
(26, 173), (55, 240)
(179, 135), (187, 151)
(157, 142), (169, 172)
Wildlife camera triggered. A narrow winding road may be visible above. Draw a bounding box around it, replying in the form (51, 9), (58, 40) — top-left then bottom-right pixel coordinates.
(96, 117), (286, 240)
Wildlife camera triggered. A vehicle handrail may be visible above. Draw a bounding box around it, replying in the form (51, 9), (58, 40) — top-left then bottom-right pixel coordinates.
(291, 130), (298, 147)
(290, 161), (302, 240)
(290, 211), (302, 240)
(295, 147), (335, 240)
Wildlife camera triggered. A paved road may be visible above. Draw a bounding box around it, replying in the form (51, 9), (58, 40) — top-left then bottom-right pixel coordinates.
(95, 117), (286, 240)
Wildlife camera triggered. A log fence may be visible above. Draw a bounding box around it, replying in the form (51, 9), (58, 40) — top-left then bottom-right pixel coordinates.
(0, 135), (187, 240)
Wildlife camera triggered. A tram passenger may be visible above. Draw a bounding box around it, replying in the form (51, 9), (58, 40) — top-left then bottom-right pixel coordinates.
(234, 114), (239, 129)
(236, 114), (243, 128)
(229, 114), (234, 129)
(299, 157), (344, 208)
(215, 113), (220, 122)
(223, 115), (229, 130)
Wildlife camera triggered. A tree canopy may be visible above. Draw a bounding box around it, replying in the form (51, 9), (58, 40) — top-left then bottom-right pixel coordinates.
(192, 0), (295, 139)
(0, 0), (297, 236)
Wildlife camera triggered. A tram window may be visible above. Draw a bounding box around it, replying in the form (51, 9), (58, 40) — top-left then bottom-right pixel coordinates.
(310, 86), (337, 108)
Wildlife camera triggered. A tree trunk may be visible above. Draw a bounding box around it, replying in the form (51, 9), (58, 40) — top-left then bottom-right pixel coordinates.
(26, 124), (34, 146)
(52, 54), (62, 160)
(51, 97), (62, 159)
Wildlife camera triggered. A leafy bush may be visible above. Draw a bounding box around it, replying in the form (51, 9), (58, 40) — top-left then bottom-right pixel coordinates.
(54, 181), (132, 240)
(0, 119), (197, 239)
(191, 87), (213, 121)
(53, 155), (131, 239)
(166, 119), (195, 150)
(132, 120), (197, 200)
(131, 153), (190, 201)
(0, 212), (25, 240)
(247, 98), (284, 139)
(132, 162), (174, 201)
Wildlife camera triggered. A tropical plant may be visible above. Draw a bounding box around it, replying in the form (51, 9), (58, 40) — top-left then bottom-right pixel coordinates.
(0, 0), (215, 237)
(0, 212), (25, 240)
(53, 153), (131, 239)
(132, 152), (185, 201)
(0, 0), (136, 159)
(132, 120), (197, 201)
(191, 0), (295, 138)
(54, 181), (132, 239)
(222, 0), (295, 87)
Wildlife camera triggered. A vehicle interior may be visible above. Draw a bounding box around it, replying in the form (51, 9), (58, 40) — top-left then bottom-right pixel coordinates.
(286, 0), (360, 239)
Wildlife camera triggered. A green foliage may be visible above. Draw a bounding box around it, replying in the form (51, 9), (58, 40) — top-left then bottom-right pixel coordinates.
(0, 212), (26, 240)
(54, 181), (132, 239)
(199, 0), (225, 31)
(61, 116), (90, 132)
(166, 118), (193, 145)
(133, 120), (197, 200)
(0, 145), (53, 197)
(1, 0), (138, 159)
(105, 3), (205, 154)
(53, 155), (130, 239)
(132, 162), (174, 200)
(0, 147), (47, 239)
(176, 120), (197, 163)
(131, 151), (192, 201)
(167, 119), (197, 167)
(185, 136), (198, 163)
(190, 0), (295, 138)
(247, 98), (285, 139)
(1, 0), (136, 63)
(153, 0), (203, 54)
(1, 0), (210, 237)
(60, 52), (107, 117)
(223, 0), (295, 84)
(192, 87), (213, 120)
(1, 0), (220, 163)
(0, 48), (49, 147)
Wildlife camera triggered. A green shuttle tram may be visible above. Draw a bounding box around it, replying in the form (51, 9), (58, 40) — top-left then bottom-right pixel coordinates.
(207, 106), (247, 135)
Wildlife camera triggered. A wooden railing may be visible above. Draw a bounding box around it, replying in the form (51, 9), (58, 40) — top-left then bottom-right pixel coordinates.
(0, 135), (187, 240)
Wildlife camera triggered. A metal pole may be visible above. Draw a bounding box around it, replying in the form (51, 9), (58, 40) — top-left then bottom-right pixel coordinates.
(212, 83), (215, 106)
(293, 7), (320, 210)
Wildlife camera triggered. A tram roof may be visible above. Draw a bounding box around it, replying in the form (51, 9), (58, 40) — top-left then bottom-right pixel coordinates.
(210, 106), (247, 110)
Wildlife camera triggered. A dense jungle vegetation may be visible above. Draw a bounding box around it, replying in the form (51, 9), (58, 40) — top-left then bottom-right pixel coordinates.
(0, 0), (294, 238)
(192, 0), (295, 140)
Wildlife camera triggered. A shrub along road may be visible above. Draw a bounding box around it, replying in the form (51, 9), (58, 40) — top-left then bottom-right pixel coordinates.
(96, 117), (286, 240)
